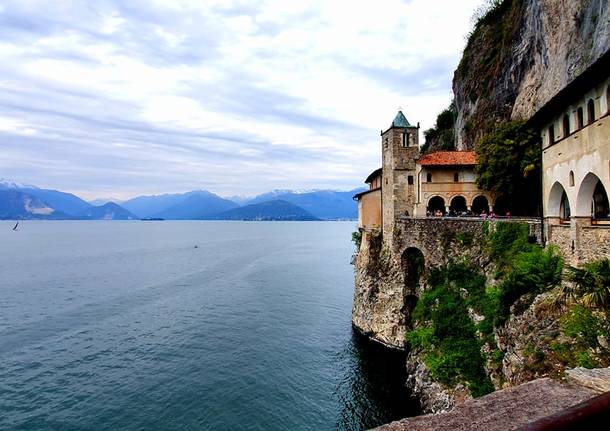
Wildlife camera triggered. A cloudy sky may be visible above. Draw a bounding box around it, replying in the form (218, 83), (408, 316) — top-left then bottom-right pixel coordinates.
(0, 0), (483, 200)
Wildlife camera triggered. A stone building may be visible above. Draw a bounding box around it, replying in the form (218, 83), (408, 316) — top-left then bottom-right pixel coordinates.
(354, 111), (495, 240)
(354, 168), (381, 231)
(531, 50), (610, 264)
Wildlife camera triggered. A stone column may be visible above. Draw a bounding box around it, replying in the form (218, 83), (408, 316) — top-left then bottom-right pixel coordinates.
(571, 216), (592, 265)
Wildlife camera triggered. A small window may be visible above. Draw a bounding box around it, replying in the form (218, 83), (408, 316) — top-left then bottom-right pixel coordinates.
(384, 138), (388, 149)
(587, 99), (595, 124)
(548, 125), (555, 145)
(453, 172), (459, 182)
(402, 133), (410, 147)
(426, 173), (432, 183)
(569, 171), (574, 187)
(577, 107), (584, 129)
(385, 178), (388, 185)
(408, 175), (414, 185)
(562, 114), (570, 138)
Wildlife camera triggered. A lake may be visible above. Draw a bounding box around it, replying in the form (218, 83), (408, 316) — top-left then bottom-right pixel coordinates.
(0, 221), (417, 430)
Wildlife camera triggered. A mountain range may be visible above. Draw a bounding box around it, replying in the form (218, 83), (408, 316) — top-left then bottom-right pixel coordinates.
(0, 179), (363, 221)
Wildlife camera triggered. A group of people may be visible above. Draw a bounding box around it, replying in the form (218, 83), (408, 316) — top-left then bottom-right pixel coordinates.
(425, 209), (511, 219)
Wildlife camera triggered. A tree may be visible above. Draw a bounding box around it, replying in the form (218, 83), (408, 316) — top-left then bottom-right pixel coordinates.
(475, 120), (540, 215)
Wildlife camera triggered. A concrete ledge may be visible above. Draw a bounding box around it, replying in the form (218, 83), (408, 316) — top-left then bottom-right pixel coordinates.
(372, 376), (604, 431)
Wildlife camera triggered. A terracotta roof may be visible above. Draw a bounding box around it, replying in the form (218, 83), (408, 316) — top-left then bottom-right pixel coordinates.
(417, 151), (476, 166)
(364, 168), (382, 184)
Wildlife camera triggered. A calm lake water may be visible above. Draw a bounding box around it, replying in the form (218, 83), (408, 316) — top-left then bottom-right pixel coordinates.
(0, 221), (417, 430)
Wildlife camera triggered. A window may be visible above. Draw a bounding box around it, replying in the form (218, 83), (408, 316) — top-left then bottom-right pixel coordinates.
(453, 172), (459, 182)
(384, 138), (388, 149)
(577, 107), (584, 129)
(548, 125), (555, 145)
(426, 172), (432, 183)
(569, 171), (575, 187)
(587, 99), (595, 124)
(402, 133), (410, 147)
(407, 175), (414, 185)
(562, 114), (570, 138)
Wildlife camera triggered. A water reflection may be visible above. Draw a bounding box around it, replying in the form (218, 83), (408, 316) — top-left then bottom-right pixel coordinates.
(334, 329), (421, 430)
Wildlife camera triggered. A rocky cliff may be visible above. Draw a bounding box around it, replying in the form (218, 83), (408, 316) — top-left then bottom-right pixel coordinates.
(453, 0), (610, 149)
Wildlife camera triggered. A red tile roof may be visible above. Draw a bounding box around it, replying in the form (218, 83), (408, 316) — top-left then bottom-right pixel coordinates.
(417, 151), (476, 166)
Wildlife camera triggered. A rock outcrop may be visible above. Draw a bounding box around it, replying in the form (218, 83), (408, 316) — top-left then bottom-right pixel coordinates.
(453, 0), (610, 149)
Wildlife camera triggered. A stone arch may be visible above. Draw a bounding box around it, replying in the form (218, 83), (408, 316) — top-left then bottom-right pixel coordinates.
(575, 173), (609, 218)
(493, 195), (510, 216)
(472, 195), (489, 215)
(401, 247), (425, 291)
(587, 99), (595, 124)
(449, 195), (467, 214)
(427, 196), (445, 215)
(548, 181), (572, 220)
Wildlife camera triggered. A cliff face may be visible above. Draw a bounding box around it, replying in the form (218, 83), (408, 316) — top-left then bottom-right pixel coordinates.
(454, 0), (610, 149)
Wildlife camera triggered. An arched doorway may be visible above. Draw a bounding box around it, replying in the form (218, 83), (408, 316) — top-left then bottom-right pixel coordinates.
(493, 195), (510, 216)
(449, 196), (467, 215)
(548, 181), (570, 221)
(427, 196), (445, 215)
(576, 173), (609, 219)
(472, 195), (489, 215)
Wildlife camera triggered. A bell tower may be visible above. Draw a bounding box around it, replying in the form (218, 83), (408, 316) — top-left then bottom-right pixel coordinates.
(381, 110), (420, 237)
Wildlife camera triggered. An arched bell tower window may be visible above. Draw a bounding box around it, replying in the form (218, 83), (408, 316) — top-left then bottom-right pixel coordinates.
(562, 114), (570, 138)
(577, 107), (584, 129)
(587, 99), (595, 124)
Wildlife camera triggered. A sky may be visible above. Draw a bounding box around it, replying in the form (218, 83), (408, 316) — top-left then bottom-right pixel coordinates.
(0, 0), (483, 200)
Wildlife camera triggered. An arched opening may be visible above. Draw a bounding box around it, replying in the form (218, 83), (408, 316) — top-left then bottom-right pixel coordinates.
(592, 181), (610, 220)
(402, 247), (425, 292)
(548, 125), (555, 145)
(449, 195), (467, 215)
(472, 195), (489, 215)
(427, 196), (445, 215)
(548, 182), (570, 220)
(587, 99), (595, 124)
(569, 171), (575, 187)
(493, 195), (510, 216)
(562, 114), (570, 138)
(576, 173), (609, 219)
(577, 107), (584, 129)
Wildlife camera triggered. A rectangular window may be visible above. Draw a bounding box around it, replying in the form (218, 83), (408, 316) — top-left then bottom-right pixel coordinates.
(454, 172), (459, 182)
(408, 175), (414, 185)
(402, 133), (410, 147)
(426, 173), (432, 183)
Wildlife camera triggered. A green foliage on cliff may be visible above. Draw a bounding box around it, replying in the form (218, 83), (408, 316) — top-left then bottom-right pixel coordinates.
(408, 262), (494, 397)
(563, 259), (610, 309)
(550, 305), (610, 369)
(475, 121), (541, 215)
(351, 230), (362, 250)
(422, 102), (456, 153)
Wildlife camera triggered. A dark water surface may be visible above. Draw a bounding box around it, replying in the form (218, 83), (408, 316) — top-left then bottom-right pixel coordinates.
(0, 221), (417, 430)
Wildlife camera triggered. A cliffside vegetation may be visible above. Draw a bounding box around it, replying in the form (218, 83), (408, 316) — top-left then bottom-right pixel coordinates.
(422, 102), (456, 154)
(474, 121), (541, 216)
(407, 222), (567, 397)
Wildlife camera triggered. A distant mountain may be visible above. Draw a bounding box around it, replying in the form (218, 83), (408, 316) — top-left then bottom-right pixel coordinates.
(20, 187), (92, 215)
(78, 202), (137, 220)
(151, 190), (239, 220)
(122, 193), (188, 218)
(204, 199), (319, 221)
(0, 189), (68, 219)
(89, 197), (124, 206)
(245, 189), (364, 220)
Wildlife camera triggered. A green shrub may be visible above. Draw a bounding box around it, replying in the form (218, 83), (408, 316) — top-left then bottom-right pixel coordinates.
(564, 259), (610, 308)
(351, 230), (362, 249)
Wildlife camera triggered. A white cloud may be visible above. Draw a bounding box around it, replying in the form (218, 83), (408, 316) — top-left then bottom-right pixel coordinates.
(0, 0), (484, 198)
